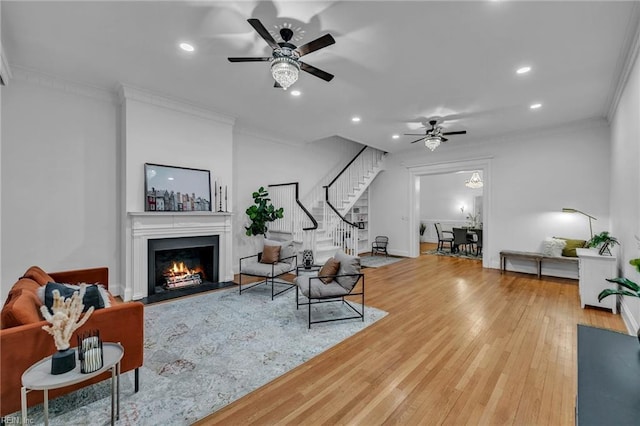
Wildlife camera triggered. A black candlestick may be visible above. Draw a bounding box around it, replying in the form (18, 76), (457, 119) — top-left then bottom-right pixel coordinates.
(218, 186), (223, 212)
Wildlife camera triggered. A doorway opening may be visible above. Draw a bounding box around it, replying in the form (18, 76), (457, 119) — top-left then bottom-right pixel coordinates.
(407, 158), (491, 268)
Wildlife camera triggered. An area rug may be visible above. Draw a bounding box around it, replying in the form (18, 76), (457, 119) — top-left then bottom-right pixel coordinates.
(422, 249), (482, 261)
(360, 255), (405, 268)
(15, 284), (387, 425)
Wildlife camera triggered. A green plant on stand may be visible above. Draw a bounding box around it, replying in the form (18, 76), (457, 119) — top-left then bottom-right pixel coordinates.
(245, 186), (284, 237)
(598, 257), (640, 343)
(587, 231), (619, 256)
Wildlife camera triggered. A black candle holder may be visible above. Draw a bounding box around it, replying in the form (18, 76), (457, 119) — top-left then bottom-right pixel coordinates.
(77, 330), (104, 373)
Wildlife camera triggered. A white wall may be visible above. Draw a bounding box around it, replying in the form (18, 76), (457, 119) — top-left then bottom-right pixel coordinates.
(420, 172), (483, 242)
(609, 34), (640, 334)
(121, 87), (234, 213)
(232, 131), (363, 263)
(1, 78), (118, 297)
(370, 119), (611, 270)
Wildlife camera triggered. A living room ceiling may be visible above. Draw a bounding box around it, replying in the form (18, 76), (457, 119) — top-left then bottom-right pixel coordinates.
(2, 1), (639, 153)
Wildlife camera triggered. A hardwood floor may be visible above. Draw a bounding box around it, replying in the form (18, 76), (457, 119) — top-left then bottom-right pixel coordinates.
(194, 244), (625, 425)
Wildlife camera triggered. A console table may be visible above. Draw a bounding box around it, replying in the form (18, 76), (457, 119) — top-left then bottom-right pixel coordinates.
(21, 342), (123, 425)
(577, 325), (640, 425)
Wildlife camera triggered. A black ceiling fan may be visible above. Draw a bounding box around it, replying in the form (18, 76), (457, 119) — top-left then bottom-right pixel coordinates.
(405, 120), (467, 145)
(228, 18), (335, 89)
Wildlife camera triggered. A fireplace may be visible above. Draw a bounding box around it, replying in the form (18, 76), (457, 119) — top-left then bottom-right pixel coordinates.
(147, 235), (219, 297)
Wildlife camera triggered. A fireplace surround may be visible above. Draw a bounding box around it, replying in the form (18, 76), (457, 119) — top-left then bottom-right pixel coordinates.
(124, 212), (233, 301)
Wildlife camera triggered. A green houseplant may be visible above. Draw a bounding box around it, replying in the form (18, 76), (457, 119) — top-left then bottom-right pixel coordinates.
(244, 186), (284, 237)
(598, 258), (640, 343)
(587, 231), (619, 256)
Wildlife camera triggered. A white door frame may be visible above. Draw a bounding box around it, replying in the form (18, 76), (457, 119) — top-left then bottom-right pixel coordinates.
(407, 157), (492, 268)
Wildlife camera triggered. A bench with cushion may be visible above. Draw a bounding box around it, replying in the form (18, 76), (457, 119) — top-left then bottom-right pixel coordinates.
(500, 250), (579, 278)
(500, 237), (585, 279)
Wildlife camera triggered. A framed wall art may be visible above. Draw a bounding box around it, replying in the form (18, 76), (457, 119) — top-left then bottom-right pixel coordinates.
(144, 163), (212, 212)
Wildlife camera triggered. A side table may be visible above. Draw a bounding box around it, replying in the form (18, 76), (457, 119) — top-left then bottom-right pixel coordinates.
(21, 342), (124, 426)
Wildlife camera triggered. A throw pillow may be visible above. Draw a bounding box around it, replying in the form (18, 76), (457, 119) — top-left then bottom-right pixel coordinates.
(541, 238), (566, 257)
(263, 239), (296, 264)
(260, 245), (281, 264)
(333, 250), (361, 290)
(41, 282), (105, 314)
(318, 257), (341, 284)
(553, 237), (587, 257)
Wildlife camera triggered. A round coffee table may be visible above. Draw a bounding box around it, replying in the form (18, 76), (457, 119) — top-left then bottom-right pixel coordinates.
(21, 342), (124, 426)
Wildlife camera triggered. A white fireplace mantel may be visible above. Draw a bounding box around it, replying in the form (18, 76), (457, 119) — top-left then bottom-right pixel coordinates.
(124, 211), (233, 301)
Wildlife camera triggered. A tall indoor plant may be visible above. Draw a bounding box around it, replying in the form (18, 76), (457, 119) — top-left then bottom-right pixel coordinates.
(244, 186), (284, 237)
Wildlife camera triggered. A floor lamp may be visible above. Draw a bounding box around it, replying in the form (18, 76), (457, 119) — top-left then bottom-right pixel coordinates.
(562, 208), (597, 239)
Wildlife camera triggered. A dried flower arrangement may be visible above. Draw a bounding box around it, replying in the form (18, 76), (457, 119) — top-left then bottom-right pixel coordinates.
(40, 287), (94, 351)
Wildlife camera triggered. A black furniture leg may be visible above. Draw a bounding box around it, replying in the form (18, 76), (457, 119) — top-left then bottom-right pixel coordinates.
(134, 368), (139, 393)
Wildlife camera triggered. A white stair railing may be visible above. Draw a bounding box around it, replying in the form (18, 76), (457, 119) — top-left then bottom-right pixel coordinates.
(267, 146), (385, 257)
(267, 182), (317, 247)
(323, 146), (385, 255)
(326, 147), (385, 212)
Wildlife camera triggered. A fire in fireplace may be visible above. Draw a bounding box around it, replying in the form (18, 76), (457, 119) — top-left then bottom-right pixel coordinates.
(163, 261), (203, 289)
(148, 235), (219, 296)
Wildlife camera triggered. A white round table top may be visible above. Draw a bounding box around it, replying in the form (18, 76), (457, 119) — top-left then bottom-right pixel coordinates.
(21, 342), (123, 390)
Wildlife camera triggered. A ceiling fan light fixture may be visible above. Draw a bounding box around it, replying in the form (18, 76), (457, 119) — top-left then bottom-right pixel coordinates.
(424, 136), (441, 151)
(465, 172), (484, 188)
(271, 56), (300, 90)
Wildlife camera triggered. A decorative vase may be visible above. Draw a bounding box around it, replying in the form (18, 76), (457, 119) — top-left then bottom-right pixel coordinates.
(51, 348), (76, 375)
(302, 249), (314, 269)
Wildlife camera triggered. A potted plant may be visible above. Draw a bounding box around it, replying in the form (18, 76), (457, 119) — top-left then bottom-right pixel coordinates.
(598, 257), (640, 343)
(244, 186), (284, 237)
(587, 231), (619, 256)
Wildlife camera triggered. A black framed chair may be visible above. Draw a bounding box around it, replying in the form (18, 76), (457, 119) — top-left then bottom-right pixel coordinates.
(371, 236), (389, 257)
(434, 223), (454, 252)
(294, 251), (364, 328)
(238, 239), (297, 299)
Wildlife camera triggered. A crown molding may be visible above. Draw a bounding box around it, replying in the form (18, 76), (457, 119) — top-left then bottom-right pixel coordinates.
(0, 43), (13, 86)
(233, 124), (301, 147)
(606, 2), (640, 121)
(118, 84), (236, 126)
(10, 65), (116, 102)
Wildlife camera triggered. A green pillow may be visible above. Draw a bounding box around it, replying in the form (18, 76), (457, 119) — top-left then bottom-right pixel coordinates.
(554, 237), (587, 257)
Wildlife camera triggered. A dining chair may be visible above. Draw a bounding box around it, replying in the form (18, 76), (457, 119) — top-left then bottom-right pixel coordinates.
(434, 223), (454, 252)
(452, 228), (470, 255)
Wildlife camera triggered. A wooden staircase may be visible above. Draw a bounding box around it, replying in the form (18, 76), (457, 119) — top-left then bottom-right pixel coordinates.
(268, 146), (386, 264)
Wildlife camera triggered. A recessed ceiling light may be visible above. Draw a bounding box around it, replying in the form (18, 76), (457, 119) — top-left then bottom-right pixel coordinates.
(290, 90), (301, 96)
(516, 66), (531, 74)
(351, 116), (361, 122)
(392, 134), (400, 139)
(179, 42), (195, 52)
(530, 103), (542, 109)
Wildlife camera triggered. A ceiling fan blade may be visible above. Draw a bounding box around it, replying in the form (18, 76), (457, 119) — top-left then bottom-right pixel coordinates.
(410, 137), (425, 144)
(442, 130), (467, 135)
(228, 57), (272, 62)
(247, 18), (279, 50)
(296, 34), (336, 57)
(300, 62), (334, 82)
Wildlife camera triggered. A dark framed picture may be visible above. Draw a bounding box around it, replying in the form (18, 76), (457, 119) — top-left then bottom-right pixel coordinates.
(358, 222), (365, 229)
(144, 163), (211, 212)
